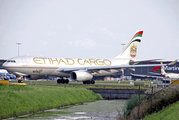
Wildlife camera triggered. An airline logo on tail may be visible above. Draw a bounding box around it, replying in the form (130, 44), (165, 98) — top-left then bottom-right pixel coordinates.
(130, 44), (137, 58)
(130, 31), (143, 58)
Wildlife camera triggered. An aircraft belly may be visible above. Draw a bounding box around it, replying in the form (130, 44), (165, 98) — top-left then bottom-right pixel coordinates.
(6, 68), (22, 73)
(14, 68), (55, 76)
(173, 74), (179, 78)
(170, 74), (179, 78)
(50, 71), (70, 77)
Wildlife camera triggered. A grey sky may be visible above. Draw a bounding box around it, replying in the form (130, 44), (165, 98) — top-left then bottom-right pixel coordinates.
(0, 0), (179, 60)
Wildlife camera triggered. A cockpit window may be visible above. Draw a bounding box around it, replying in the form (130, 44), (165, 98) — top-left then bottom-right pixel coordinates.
(7, 60), (16, 63)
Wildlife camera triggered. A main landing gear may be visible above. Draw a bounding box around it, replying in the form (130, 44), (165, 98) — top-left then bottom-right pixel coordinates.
(18, 79), (23, 83)
(57, 78), (69, 84)
(17, 76), (23, 83)
(83, 80), (95, 84)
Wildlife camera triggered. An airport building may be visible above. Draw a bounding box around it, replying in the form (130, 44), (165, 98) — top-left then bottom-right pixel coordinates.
(0, 59), (179, 81)
(93, 61), (179, 81)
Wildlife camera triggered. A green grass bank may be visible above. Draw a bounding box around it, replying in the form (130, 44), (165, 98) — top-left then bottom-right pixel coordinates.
(143, 100), (179, 120)
(120, 85), (179, 120)
(0, 84), (103, 119)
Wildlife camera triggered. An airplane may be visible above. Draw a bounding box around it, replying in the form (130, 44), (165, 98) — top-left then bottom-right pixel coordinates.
(160, 61), (179, 78)
(0, 69), (16, 80)
(131, 60), (178, 79)
(2, 30), (174, 84)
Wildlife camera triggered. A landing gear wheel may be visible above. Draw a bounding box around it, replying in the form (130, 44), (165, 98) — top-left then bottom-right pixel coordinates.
(57, 79), (61, 84)
(91, 80), (95, 84)
(18, 80), (23, 83)
(87, 80), (91, 84)
(57, 79), (69, 84)
(83, 80), (92, 84)
(61, 79), (65, 84)
(65, 79), (69, 84)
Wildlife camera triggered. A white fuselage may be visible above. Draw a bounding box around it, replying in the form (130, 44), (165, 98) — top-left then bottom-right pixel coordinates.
(164, 73), (179, 78)
(3, 30), (144, 81)
(3, 56), (130, 78)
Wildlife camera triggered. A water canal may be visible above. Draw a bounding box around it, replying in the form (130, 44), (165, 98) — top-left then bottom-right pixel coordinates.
(15, 100), (126, 120)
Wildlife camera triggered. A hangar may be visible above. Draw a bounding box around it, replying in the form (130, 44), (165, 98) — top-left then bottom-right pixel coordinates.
(93, 61), (179, 81)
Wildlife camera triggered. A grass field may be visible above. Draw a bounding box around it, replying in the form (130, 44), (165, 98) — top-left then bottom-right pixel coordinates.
(0, 84), (103, 119)
(143, 101), (179, 120)
(9, 80), (154, 89)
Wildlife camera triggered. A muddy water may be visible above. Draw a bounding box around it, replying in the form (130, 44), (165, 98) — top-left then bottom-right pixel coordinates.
(17, 100), (126, 120)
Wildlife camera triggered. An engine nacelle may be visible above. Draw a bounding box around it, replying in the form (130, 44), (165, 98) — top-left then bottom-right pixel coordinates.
(70, 71), (93, 81)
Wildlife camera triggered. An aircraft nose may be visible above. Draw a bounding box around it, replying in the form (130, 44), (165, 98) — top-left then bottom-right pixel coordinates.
(2, 62), (6, 68)
(2, 62), (8, 68)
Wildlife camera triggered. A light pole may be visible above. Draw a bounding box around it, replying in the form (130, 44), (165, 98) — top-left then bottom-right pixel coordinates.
(16, 43), (21, 56)
(120, 43), (125, 82)
(121, 43), (125, 51)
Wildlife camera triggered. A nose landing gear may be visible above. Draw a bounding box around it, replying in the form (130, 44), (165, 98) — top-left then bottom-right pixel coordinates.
(18, 79), (23, 83)
(17, 76), (23, 83)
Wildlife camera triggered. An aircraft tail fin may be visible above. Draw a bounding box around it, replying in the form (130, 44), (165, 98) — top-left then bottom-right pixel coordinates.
(160, 61), (166, 75)
(115, 30), (143, 59)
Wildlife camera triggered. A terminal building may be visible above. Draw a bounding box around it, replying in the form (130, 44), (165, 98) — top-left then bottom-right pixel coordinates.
(0, 59), (179, 81)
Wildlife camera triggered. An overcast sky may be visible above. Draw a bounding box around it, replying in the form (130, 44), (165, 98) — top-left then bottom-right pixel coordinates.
(0, 0), (179, 60)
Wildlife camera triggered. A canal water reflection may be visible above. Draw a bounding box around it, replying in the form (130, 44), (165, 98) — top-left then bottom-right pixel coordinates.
(18, 100), (126, 120)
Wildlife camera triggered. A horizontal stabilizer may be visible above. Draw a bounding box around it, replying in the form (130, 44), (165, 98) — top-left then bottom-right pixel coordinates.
(167, 59), (178, 66)
(130, 59), (163, 65)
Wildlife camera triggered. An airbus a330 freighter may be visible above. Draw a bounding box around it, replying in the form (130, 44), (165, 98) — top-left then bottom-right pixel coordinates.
(3, 30), (173, 84)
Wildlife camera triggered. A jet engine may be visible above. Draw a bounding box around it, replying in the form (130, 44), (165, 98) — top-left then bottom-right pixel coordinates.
(70, 71), (93, 81)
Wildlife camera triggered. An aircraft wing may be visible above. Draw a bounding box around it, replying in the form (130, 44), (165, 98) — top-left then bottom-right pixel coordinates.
(130, 73), (163, 79)
(148, 72), (161, 75)
(130, 59), (178, 65)
(56, 63), (169, 72)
